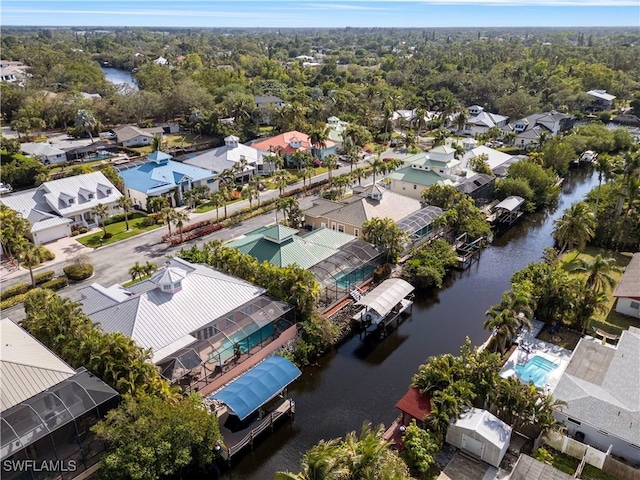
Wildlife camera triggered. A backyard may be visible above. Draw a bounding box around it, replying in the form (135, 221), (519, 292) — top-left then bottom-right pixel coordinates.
(76, 212), (162, 248)
(560, 247), (634, 336)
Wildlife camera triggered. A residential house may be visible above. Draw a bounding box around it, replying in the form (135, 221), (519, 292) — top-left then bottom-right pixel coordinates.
(20, 142), (67, 165)
(184, 135), (275, 180)
(0, 60), (28, 83)
(0, 318), (119, 479)
(455, 173), (495, 205)
(384, 146), (459, 200)
(445, 408), (512, 468)
(503, 111), (574, 149)
(551, 327), (640, 464)
(613, 252), (640, 318)
(227, 225), (382, 305)
(304, 183), (422, 238)
(326, 116), (349, 146)
(251, 130), (338, 166)
(452, 105), (509, 136)
(461, 145), (520, 175)
(392, 109), (437, 130)
(587, 90), (616, 112)
(118, 151), (216, 210)
(153, 56), (168, 65)
(78, 258), (294, 394)
(254, 95), (285, 124)
(0, 172), (122, 244)
(114, 125), (163, 148)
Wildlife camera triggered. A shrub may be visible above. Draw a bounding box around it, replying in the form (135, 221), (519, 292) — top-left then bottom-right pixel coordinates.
(102, 232), (113, 239)
(71, 229), (80, 236)
(34, 270), (55, 285)
(38, 246), (55, 262)
(79, 227), (89, 234)
(40, 277), (69, 291)
(63, 263), (94, 281)
(0, 282), (29, 301)
(373, 264), (392, 283)
(0, 293), (27, 310)
(104, 213), (126, 225)
(141, 213), (160, 227)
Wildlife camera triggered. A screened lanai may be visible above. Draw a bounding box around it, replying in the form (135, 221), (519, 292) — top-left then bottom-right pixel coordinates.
(156, 296), (293, 392)
(310, 239), (382, 306)
(397, 206), (444, 248)
(1, 368), (118, 480)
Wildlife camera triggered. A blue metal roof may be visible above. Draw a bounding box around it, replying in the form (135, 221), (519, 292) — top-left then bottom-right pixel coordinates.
(211, 356), (301, 420)
(120, 160), (214, 194)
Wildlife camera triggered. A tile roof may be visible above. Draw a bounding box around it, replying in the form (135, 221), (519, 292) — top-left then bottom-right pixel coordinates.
(119, 160), (214, 194)
(0, 319), (76, 412)
(613, 252), (640, 298)
(396, 386), (431, 421)
(251, 130), (337, 156)
(552, 327), (640, 444)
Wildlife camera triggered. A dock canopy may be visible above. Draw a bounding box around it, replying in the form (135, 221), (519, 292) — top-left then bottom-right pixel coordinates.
(210, 356), (301, 420)
(355, 278), (414, 319)
(494, 196), (524, 212)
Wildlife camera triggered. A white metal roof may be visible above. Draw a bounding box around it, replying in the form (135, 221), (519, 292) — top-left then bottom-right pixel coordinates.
(451, 408), (512, 449)
(495, 196), (525, 212)
(356, 278), (414, 318)
(0, 319), (76, 412)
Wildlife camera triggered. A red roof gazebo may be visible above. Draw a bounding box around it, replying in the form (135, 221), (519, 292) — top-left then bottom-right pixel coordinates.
(396, 386), (431, 427)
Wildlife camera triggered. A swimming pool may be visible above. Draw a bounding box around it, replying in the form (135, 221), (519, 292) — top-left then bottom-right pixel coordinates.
(332, 265), (376, 289)
(514, 355), (557, 388)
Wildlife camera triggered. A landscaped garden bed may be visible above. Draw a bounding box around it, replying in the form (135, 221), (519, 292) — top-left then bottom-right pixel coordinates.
(162, 220), (224, 245)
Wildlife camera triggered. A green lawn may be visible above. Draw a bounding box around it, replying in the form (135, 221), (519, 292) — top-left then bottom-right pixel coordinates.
(194, 197), (241, 214)
(560, 247), (634, 336)
(77, 214), (163, 248)
(548, 449), (617, 480)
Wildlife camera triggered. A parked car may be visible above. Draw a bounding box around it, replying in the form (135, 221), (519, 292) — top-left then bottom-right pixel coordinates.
(390, 139), (398, 147)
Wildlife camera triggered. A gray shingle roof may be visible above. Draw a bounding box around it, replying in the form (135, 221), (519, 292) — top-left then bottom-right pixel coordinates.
(552, 327), (640, 445)
(613, 252), (640, 298)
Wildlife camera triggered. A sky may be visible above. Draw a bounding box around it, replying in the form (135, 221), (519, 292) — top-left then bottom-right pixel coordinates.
(1, 0), (638, 28)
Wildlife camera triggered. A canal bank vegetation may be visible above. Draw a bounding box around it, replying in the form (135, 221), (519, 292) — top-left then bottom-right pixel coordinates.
(495, 160), (560, 212)
(402, 239), (458, 289)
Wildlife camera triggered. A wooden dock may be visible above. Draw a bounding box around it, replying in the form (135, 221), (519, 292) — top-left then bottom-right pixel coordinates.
(218, 398), (295, 463)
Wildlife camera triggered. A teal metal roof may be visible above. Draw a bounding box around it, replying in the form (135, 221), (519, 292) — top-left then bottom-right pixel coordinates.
(385, 166), (447, 187)
(301, 228), (354, 249)
(262, 224), (299, 242)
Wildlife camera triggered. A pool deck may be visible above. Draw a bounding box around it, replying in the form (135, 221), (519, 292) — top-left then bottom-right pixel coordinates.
(499, 320), (573, 393)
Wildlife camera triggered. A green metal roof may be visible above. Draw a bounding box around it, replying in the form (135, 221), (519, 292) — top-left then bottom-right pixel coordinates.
(227, 227), (354, 269)
(262, 224), (299, 242)
(385, 166), (447, 187)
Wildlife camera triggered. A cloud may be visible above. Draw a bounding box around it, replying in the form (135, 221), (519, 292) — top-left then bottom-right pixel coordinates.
(1, 7), (300, 19)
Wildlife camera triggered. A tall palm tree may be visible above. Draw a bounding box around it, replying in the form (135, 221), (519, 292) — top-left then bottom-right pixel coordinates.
(322, 154), (338, 183)
(552, 202), (596, 253)
(75, 109), (97, 144)
(593, 154), (612, 212)
(92, 203), (110, 236)
(117, 195), (133, 231)
(16, 241), (45, 287)
(0, 205), (30, 259)
(309, 126), (329, 160)
(172, 210), (189, 242)
(455, 110), (468, 134)
(160, 207), (177, 237)
(483, 307), (521, 353)
(208, 192), (224, 222)
(274, 170), (289, 197)
(367, 156), (385, 186)
(275, 439), (347, 480)
(152, 134), (167, 152)
(569, 254), (622, 293)
(352, 167), (366, 186)
(147, 196), (169, 213)
(129, 261), (145, 281)
(241, 184), (259, 209)
(301, 165), (316, 193)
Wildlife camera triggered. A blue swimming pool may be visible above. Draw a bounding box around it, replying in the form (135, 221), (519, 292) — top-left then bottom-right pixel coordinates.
(514, 355), (557, 388)
(332, 265), (376, 289)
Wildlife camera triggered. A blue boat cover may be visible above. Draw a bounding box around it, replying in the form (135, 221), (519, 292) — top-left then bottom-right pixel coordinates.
(211, 356), (301, 420)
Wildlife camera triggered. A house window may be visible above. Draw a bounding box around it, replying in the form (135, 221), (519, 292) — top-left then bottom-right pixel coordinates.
(413, 185), (417, 190)
(338, 224), (344, 233)
(597, 430), (610, 436)
(88, 193), (94, 199)
(630, 301), (639, 309)
(207, 179), (215, 184)
(354, 228), (359, 238)
(321, 222), (326, 228)
(567, 418), (581, 425)
(68, 199), (74, 204)
(106, 189), (112, 194)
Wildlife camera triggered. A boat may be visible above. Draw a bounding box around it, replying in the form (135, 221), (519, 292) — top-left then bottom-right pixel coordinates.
(351, 278), (415, 337)
(0, 183), (13, 195)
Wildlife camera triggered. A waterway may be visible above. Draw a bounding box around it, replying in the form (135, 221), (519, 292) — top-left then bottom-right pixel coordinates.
(101, 66), (138, 90)
(225, 168), (599, 480)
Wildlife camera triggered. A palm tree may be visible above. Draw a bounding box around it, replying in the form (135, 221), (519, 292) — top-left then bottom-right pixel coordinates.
(351, 167), (366, 186)
(309, 126), (329, 160)
(455, 110), (468, 135)
(0, 205), (30, 259)
(366, 156), (385, 186)
(241, 184), (259, 209)
(147, 196), (169, 213)
(483, 307), (522, 353)
(129, 261), (145, 281)
(553, 202), (596, 253)
(569, 254), (622, 293)
(333, 176), (351, 200)
(275, 439), (347, 480)
(152, 134), (167, 152)
(208, 192), (224, 222)
(274, 170), (288, 197)
(593, 154), (612, 212)
(172, 210), (189, 242)
(117, 195), (133, 231)
(16, 241), (45, 287)
(75, 109), (97, 143)
(92, 203), (110, 236)
(322, 154), (338, 183)
(143, 261), (157, 276)
(160, 207), (177, 238)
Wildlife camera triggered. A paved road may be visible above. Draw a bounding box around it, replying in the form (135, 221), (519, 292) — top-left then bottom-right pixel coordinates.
(1, 164), (373, 321)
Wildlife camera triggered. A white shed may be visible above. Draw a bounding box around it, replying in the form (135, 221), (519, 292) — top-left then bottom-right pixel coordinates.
(445, 408), (511, 468)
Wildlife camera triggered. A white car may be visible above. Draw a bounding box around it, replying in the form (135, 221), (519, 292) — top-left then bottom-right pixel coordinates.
(102, 132), (116, 139)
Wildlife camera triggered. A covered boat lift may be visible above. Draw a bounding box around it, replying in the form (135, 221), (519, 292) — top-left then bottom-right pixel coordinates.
(210, 356), (301, 462)
(352, 278), (415, 336)
(492, 196), (525, 226)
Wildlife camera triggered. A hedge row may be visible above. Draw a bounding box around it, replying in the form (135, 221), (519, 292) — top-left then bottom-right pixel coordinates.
(41, 277), (69, 290)
(0, 293), (28, 310)
(166, 222), (224, 245)
(34, 270), (55, 285)
(63, 264), (94, 281)
(0, 282), (30, 301)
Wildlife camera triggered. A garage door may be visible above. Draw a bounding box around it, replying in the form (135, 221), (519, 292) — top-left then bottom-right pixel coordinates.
(461, 434), (484, 459)
(34, 224), (69, 245)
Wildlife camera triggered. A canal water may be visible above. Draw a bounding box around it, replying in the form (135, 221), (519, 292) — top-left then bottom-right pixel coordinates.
(224, 168), (599, 480)
(101, 66), (138, 90)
